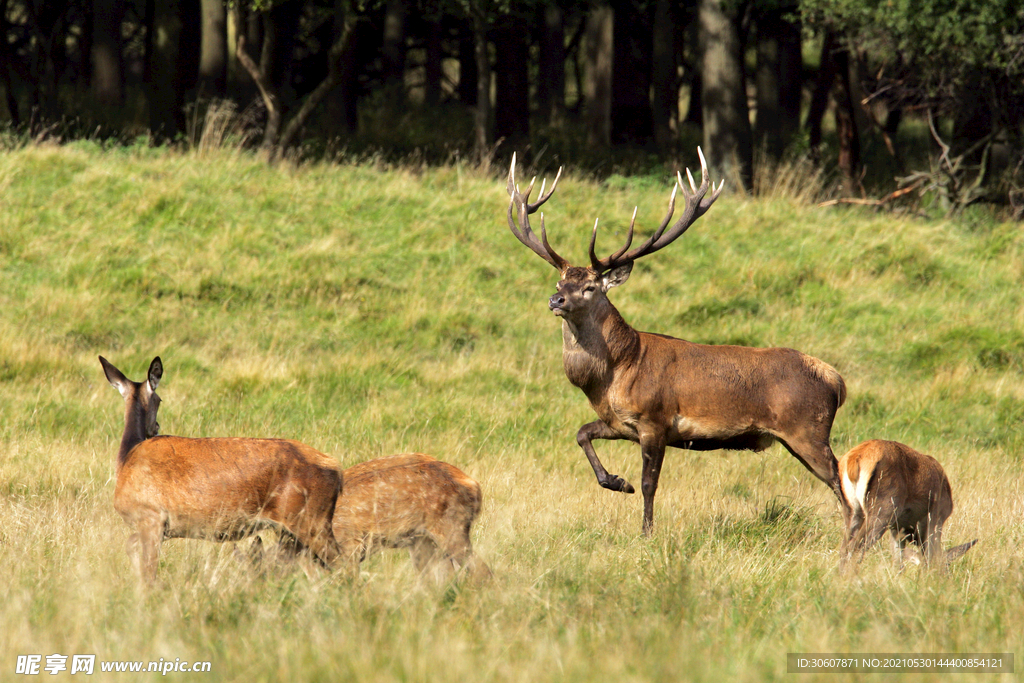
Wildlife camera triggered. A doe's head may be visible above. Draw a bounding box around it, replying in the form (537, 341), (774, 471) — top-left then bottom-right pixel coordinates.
(99, 356), (163, 438)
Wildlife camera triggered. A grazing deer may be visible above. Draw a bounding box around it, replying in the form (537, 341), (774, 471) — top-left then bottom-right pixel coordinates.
(838, 439), (977, 572)
(100, 356), (344, 582)
(257, 453), (490, 583)
(505, 149), (847, 534)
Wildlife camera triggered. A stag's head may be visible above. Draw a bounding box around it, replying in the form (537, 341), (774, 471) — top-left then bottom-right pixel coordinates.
(506, 150), (724, 323)
(100, 356), (163, 438)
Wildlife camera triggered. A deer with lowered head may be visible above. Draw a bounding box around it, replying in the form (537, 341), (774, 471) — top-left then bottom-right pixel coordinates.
(253, 453), (491, 583)
(505, 149), (847, 534)
(838, 439), (976, 572)
(100, 356), (344, 582)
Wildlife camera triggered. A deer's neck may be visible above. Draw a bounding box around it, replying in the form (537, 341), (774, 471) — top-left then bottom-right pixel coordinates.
(561, 301), (640, 395)
(117, 401), (149, 469)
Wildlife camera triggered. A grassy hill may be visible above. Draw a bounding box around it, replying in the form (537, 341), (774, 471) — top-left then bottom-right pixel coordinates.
(0, 141), (1021, 681)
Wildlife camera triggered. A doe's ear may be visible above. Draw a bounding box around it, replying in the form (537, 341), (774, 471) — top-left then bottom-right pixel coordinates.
(602, 262), (633, 290)
(148, 357), (163, 391)
(99, 356), (131, 398)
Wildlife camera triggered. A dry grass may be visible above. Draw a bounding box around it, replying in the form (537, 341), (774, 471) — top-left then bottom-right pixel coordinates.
(0, 142), (1021, 681)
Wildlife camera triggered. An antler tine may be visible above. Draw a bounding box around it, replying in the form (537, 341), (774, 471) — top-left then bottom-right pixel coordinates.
(606, 207), (639, 264)
(588, 218), (603, 271)
(527, 165), (562, 213)
(591, 147), (722, 273)
(506, 153), (570, 271)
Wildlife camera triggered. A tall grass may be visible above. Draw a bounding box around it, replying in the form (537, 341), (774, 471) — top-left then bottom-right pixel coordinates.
(0, 142), (1021, 681)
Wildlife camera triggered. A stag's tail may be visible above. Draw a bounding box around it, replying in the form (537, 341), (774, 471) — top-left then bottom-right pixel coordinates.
(803, 355), (847, 408)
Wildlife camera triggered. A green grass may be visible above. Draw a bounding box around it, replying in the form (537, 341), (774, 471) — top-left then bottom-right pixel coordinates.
(1, 142), (1022, 682)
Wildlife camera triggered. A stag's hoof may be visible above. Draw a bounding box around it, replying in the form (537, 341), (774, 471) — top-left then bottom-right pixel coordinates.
(601, 475), (635, 494)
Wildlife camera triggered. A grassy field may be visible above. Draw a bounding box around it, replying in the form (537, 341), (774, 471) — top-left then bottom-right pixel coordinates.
(0, 141), (1021, 682)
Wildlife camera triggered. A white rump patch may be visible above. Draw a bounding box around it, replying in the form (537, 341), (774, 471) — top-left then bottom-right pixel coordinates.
(841, 466), (871, 515)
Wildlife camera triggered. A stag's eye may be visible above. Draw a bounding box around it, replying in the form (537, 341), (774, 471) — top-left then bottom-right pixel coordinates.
(583, 285), (597, 295)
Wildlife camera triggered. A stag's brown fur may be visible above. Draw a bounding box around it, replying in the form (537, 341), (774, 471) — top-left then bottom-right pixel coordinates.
(101, 356), (343, 582)
(506, 152), (846, 534)
(838, 439), (975, 572)
(556, 266), (846, 534)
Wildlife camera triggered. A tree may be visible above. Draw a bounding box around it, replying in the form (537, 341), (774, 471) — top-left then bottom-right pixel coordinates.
(651, 0), (676, 149)
(146, 0), (189, 138)
(801, 0), (1024, 208)
(699, 0), (752, 190)
(92, 0), (125, 107)
(537, 1), (566, 128)
(198, 0), (227, 97)
(493, 10), (529, 149)
(754, 1), (802, 159)
(584, 1), (612, 148)
(611, 0), (653, 145)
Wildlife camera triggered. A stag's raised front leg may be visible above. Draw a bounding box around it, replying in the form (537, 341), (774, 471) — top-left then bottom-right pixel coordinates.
(576, 421), (635, 494)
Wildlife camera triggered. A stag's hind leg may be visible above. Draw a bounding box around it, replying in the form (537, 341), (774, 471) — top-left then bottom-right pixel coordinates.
(639, 432), (668, 536)
(577, 420), (635, 494)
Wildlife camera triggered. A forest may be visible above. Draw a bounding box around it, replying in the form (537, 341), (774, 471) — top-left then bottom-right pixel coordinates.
(2, 0), (1023, 210)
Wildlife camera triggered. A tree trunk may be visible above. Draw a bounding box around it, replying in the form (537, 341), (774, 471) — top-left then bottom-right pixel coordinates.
(458, 19), (477, 106)
(147, 0), (185, 138)
(325, 0), (360, 134)
(92, 0), (123, 107)
(493, 14), (530, 149)
(198, 0), (227, 97)
(1, 0), (21, 125)
(382, 0), (407, 105)
(262, 0), (301, 109)
(684, 69), (702, 125)
(699, 0), (752, 190)
(806, 31), (837, 158)
(472, 11), (491, 164)
(424, 15), (443, 106)
(537, 2), (565, 128)
(778, 10), (802, 147)
(612, 0), (653, 145)
(652, 0), (676, 149)
(584, 2), (613, 148)
(833, 45), (861, 195)
(754, 6), (802, 159)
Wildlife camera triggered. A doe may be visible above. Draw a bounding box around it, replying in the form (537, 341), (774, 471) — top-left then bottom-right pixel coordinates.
(100, 356), (343, 582)
(838, 439), (976, 572)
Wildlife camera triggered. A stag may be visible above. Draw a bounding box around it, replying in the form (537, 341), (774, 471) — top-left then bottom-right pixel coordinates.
(838, 439), (976, 572)
(100, 356), (344, 581)
(505, 149), (847, 534)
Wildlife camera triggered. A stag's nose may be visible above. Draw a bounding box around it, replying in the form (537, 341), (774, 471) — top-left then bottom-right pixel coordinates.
(549, 293), (566, 311)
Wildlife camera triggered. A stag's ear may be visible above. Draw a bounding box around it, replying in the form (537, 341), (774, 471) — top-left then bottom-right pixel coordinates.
(602, 262), (633, 290)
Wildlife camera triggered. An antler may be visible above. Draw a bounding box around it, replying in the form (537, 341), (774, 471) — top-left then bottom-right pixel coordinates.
(506, 153), (569, 271)
(589, 147), (724, 273)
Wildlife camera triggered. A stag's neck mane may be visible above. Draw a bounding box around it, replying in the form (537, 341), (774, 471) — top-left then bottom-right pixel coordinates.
(561, 299), (640, 395)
